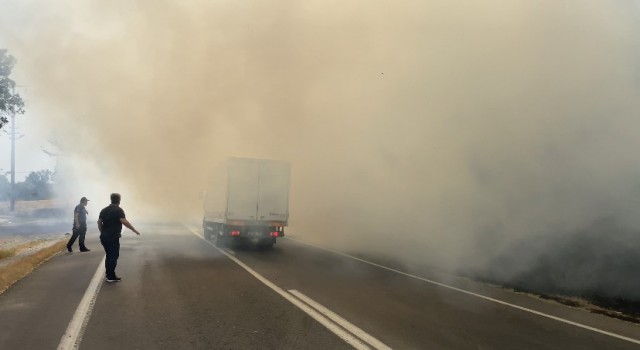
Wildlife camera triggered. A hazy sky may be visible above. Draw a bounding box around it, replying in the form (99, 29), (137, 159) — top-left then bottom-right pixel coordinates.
(1, 0), (640, 298)
(0, 96), (56, 181)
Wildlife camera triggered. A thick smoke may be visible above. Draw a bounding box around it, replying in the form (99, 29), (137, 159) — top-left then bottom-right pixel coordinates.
(1, 1), (640, 299)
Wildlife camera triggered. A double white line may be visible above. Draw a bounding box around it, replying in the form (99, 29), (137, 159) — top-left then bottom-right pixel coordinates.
(288, 289), (391, 350)
(186, 225), (391, 350)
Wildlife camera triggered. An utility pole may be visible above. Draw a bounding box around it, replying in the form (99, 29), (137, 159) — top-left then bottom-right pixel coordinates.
(9, 85), (26, 212)
(10, 113), (16, 211)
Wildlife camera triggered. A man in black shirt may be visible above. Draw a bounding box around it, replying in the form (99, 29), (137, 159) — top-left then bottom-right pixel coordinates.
(97, 193), (141, 282)
(66, 197), (90, 252)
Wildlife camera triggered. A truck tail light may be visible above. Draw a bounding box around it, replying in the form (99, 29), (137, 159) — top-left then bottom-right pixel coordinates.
(270, 231), (279, 237)
(230, 230), (241, 236)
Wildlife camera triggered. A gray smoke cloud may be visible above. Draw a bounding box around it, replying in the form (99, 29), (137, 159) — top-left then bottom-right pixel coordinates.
(1, 0), (640, 299)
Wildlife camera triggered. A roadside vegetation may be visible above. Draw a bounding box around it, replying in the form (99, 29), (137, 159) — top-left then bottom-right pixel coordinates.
(0, 239), (67, 294)
(0, 199), (66, 219)
(0, 239), (48, 260)
(536, 294), (640, 324)
(0, 48), (25, 130)
(0, 248), (14, 260)
(0, 170), (57, 204)
(0, 197), (69, 294)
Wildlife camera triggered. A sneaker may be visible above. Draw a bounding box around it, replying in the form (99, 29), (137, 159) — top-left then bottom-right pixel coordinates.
(105, 277), (122, 283)
(66, 246), (73, 253)
(80, 248), (91, 252)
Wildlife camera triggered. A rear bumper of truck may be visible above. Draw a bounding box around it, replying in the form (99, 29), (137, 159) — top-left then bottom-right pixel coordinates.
(202, 219), (286, 247)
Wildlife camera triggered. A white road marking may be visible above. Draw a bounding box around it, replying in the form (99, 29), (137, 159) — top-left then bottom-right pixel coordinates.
(289, 289), (392, 350)
(286, 237), (640, 346)
(185, 225), (374, 350)
(57, 256), (106, 350)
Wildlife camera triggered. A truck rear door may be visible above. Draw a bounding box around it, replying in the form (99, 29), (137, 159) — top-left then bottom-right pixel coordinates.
(226, 158), (260, 221)
(257, 160), (290, 223)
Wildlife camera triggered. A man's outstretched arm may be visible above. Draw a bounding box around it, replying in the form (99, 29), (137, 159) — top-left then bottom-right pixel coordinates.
(120, 218), (141, 235)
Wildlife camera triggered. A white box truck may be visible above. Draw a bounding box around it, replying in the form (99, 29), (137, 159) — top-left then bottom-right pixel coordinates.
(203, 157), (290, 249)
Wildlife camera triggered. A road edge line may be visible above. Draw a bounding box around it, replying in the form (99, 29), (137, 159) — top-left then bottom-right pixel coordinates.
(286, 237), (640, 346)
(57, 256), (106, 350)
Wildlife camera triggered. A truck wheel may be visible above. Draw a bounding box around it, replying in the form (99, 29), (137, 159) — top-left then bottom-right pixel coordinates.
(215, 232), (226, 247)
(203, 227), (212, 240)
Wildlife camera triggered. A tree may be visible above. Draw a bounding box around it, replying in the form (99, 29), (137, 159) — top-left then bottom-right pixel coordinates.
(0, 49), (25, 130)
(19, 170), (53, 200)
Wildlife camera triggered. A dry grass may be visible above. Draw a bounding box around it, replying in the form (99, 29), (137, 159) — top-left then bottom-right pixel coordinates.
(492, 285), (640, 324)
(0, 199), (67, 215)
(540, 294), (640, 324)
(0, 199), (61, 210)
(0, 240), (48, 261)
(0, 248), (16, 260)
(0, 239), (68, 294)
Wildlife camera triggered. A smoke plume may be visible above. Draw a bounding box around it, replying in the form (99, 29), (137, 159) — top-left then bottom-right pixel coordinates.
(1, 0), (640, 299)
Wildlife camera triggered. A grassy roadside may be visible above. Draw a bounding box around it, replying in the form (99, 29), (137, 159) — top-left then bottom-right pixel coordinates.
(0, 240), (68, 295)
(536, 293), (640, 324)
(484, 282), (640, 324)
(0, 240), (49, 259)
(0, 248), (15, 260)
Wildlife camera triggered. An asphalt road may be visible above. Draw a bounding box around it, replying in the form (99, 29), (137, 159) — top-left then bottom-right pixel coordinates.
(0, 223), (638, 349)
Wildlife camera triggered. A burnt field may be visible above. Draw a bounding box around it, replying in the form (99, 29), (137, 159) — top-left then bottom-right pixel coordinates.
(0, 200), (69, 236)
(467, 218), (640, 322)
